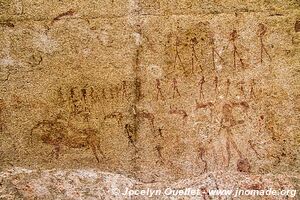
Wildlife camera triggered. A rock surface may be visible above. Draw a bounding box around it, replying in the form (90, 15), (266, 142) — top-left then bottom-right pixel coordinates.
(0, 0), (299, 199)
(0, 168), (299, 199)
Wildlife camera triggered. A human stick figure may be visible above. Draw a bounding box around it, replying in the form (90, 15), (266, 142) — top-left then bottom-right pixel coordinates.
(173, 36), (188, 75)
(225, 78), (231, 98)
(172, 78), (181, 98)
(257, 23), (272, 64)
(198, 76), (205, 100)
(210, 37), (225, 72)
(213, 76), (219, 99)
(218, 101), (250, 167)
(227, 30), (246, 71)
(190, 37), (203, 74)
(155, 79), (165, 101)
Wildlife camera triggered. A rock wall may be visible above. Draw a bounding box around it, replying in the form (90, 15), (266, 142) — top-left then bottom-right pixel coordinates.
(0, 0), (299, 199)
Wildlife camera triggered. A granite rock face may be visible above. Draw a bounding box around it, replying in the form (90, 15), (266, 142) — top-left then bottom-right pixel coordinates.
(0, 0), (299, 199)
(0, 168), (299, 200)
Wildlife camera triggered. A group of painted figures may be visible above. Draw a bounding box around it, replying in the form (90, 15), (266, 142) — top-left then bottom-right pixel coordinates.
(29, 23), (274, 173)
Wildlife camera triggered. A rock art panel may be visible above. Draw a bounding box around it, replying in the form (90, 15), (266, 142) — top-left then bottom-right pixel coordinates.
(0, 0), (299, 196)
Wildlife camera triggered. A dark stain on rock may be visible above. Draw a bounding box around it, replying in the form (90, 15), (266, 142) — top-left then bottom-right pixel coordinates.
(295, 21), (300, 32)
(0, 21), (14, 28)
(248, 183), (263, 190)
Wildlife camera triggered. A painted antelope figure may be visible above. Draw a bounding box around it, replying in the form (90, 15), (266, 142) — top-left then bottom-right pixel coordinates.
(51, 9), (76, 25)
(104, 111), (123, 126)
(169, 105), (188, 125)
(136, 110), (155, 130)
(195, 100), (215, 121)
(219, 101), (249, 129)
(30, 118), (105, 163)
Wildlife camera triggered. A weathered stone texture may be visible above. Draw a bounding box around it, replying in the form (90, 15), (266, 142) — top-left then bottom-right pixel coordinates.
(0, 0), (299, 199)
(0, 168), (299, 199)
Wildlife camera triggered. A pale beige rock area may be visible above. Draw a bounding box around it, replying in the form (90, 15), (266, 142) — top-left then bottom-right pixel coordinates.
(0, 0), (299, 199)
